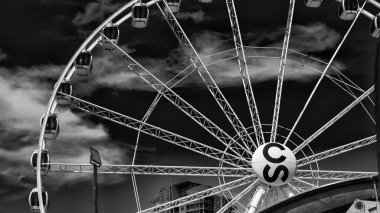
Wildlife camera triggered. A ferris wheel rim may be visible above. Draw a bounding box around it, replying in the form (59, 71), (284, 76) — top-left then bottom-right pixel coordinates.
(35, 0), (379, 212)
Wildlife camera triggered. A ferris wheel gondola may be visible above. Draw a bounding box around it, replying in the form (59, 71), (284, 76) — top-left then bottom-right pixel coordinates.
(370, 14), (380, 38)
(304, 0), (322, 8)
(164, 0), (181, 13)
(132, 2), (150, 28)
(30, 149), (50, 175)
(29, 187), (48, 213)
(40, 114), (59, 140)
(102, 25), (120, 50)
(338, 0), (359, 20)
(75, 51), (93, 76)
(56, 81), (72, 106)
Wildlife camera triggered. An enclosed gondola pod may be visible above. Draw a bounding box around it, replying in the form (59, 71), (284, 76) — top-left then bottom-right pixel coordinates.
(101, 25), (120, 50)
(164, 0), (181, 13)
(30, 149), (51, 175)
(56, 81), (72, 106)
(75, 51), (93, 76)
(370, 14), (380, 38)
(305, 0), (322, 8)
(40, 114), (60, 140)
(338, 0), (359, 20)
(132, 3), (150, 28)
(29, 187), (48, 213)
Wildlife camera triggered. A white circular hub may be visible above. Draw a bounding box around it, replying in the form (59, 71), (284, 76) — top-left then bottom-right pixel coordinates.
(251, 143), (296, 186)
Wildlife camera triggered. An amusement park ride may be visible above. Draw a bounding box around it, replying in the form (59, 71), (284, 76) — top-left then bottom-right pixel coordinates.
(29, 0), (380, 212)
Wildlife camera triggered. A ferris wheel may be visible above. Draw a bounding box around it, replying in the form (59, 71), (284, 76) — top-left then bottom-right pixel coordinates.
(29, 0), (380, 212)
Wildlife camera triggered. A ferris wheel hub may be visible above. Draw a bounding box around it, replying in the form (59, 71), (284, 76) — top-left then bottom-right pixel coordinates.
(251, 143), (297, 186)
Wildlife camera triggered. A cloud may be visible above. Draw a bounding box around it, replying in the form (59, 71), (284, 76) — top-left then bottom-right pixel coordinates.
(176, 8), (211, 23)
(72, 0), (121, 26)
(248, 23), (341, 53)
(0, 49), (7, 62)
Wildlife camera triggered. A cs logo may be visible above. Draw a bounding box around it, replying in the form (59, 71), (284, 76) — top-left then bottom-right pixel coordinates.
(251, 143), (296, 186)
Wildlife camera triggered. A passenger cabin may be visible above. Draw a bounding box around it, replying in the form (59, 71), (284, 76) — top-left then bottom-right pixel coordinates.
(165, 0), (181, 13)
(199, 0), (212, 3)
(40, 114), (59, 140)
(29, 188), (48, 213)
(31, 149), (50, 175)
(102, 25), (120, 50)
(75, 51), (93, 76)
(56, 82), (72, 106)
(305, 0), (322, 7)
(370, 15), (380, 38)
(338, 0), (359, 20)
(132, 3), (149, 28)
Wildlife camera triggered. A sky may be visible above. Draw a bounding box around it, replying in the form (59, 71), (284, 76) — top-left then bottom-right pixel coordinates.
(0, 0), (379, 212)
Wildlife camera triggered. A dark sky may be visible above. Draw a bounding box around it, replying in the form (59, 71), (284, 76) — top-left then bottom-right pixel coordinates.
(0, 0), (379, 212)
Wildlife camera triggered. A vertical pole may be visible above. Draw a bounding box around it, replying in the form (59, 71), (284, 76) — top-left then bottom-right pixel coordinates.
(94, 165), (98, 213)
(245, 183), (267, 213)
(375, 39), (380, 200)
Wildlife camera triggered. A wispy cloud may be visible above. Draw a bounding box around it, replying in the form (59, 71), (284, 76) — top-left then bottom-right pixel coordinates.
(72, 0), (121, 26)
(0, 49), (7, 62)
(176, 7), (211, 23)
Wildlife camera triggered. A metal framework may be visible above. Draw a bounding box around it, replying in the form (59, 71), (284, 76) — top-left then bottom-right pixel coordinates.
(225, 0), (264, 146)
(34, 0), (380, 212)
(63, 93), (249, 167)
(156, 0), (256, 150)
(270, 0), (295, 143)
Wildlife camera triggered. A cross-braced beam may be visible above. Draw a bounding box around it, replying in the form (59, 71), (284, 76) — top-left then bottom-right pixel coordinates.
(225, 0), (264, 146)
(297, 135), (376, 167)
(138, 175), (255, 213)
(156, 0), (255, 150)
(296, 170), (377, 181)
(100, 34), (253, 162)
(216, 179), (259, 213)
(270, 0), (295, 143)
(46, 163), (253, 177)
(63, 93), (249, 167)
(293, 86), (374, 154)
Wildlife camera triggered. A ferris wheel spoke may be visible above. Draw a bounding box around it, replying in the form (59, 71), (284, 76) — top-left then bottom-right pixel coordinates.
(46, 163), (253, 177)
(296, 169), (377, 181)
(225, 0), (264, 146)
(287, 183), (303, 194)
(156, 0), (255, 151)
(138, 175), (256, 213)
(270, 0), (296, 143)
(216, 179), (259, 213)
(292, 177), (318, 189)
(293, 86), (374, 154)
(63, 93), (249, 167)
(297, 135), (376, 167)
(284, 1), (368, 146)
(100, 35), (253, 162)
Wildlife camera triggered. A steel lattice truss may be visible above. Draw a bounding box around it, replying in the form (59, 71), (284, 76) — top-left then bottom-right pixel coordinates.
(99, 35), (253, 162)
(270, 0), (295, 143)
(226, 0), (264, 146)
(63, 93), (249, 167)
(156, 0), (256, 150)
(296, 170), (377, 181)
(297, 135), (377, 167)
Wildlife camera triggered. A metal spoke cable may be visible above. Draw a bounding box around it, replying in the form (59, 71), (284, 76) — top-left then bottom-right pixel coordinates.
(284, 1), (368, 145)
(156, 0), (255, 151)
(297, 135), (376, 167)
(216, 179), (259, 213)
(270, 0), (296, 143)
(63, 93), (249, 167)
(296, 169), (377, 181)
(100, 34), (253, 162)
(226, 0), (265, 146)
(293, 86), (374, 154)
